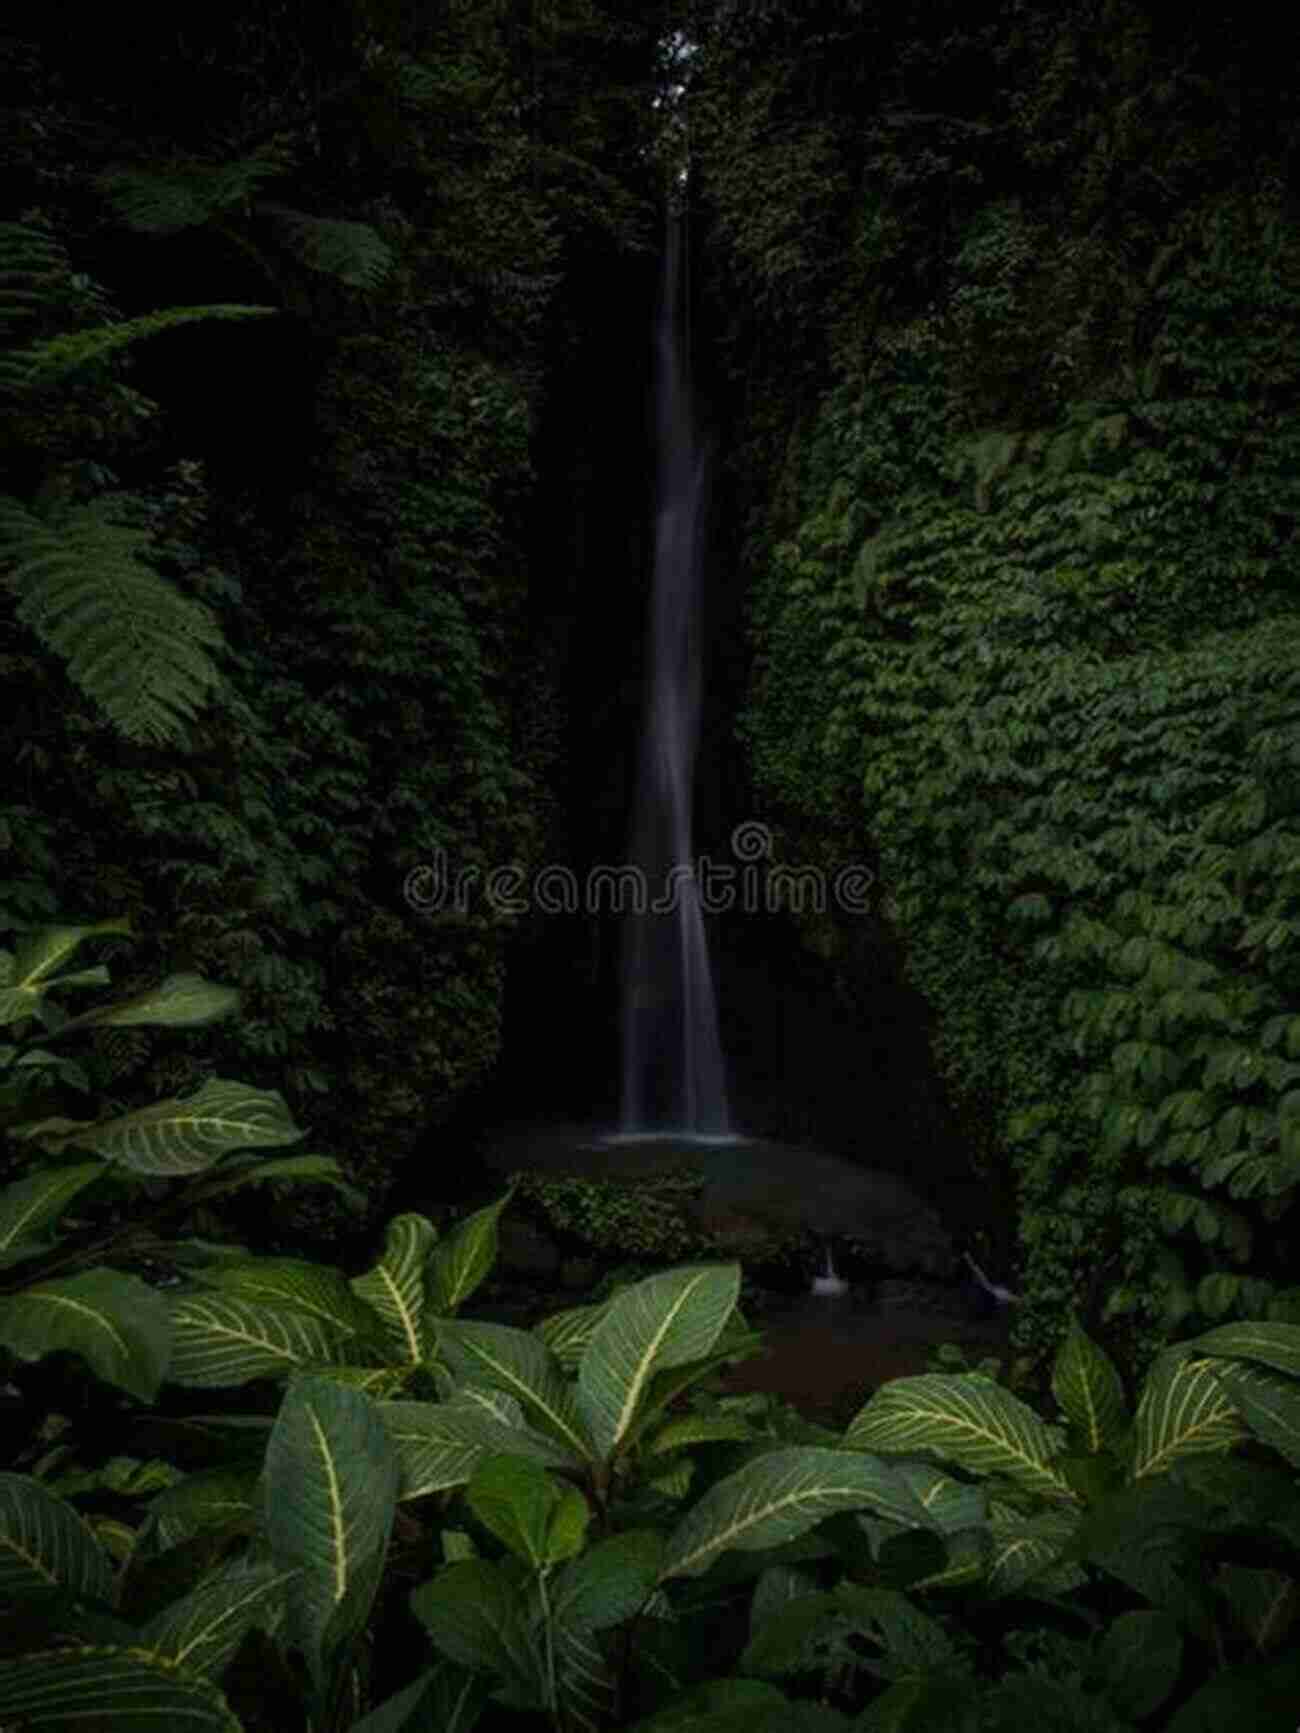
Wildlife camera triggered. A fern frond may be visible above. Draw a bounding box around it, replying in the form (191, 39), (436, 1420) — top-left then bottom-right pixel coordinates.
(0, 495), (225, 743)
(5, 302), (276, 393)
(0, 218), (115, 394)
(98, 143), (295, 233)
(0, 219), (73, 340)
(259, 203), (394, 289)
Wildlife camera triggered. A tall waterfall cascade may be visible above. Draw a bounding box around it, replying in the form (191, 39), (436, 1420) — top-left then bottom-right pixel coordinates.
(618, 211), (732, 1141)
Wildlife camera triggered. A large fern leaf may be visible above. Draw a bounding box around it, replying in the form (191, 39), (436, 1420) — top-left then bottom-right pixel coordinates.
(98, 145), (295, 234)
(0, 496), (225, 743)
(0, 220), (106, 395)
(258, 204), (393, 289)
(6, 303), (276, 395)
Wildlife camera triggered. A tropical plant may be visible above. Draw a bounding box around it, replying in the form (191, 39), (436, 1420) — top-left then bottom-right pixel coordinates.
(3, 1176), (1300, 1733)
(0, 914), (360, 1406)
(0, 216), (276, 743)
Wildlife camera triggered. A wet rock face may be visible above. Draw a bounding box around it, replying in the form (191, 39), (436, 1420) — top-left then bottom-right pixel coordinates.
(690, 1143), (955, 1279)
(479, 1126), (955, 1280)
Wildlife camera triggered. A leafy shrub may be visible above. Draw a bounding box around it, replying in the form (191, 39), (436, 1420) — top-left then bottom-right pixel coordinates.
(3, 1184), (1299, 1732)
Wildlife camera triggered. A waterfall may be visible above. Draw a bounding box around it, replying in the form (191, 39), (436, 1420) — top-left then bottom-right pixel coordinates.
(618, 210), (732, 1140)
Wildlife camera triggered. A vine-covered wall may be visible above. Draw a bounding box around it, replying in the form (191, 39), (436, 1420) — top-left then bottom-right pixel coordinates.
(0, 2), (663, 1245)
(690, 0), (1300, 1371)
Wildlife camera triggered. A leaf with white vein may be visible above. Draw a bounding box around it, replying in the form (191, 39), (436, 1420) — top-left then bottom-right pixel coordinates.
(1052, 1323), (1129, 1455)
(0, 919), (130, 1025)
(892, 1462), (988, 1535)
(1179, 1321), (1300, 1381)
(409, 1559), (540, 1700)
(204, 1257), (388, 1351)
(141, 1466), (260, 1552)
(1209, 1360), (1300, 1469)
(0, 1267), (171, 1401)
(659, 1447), (933, 1581)
(0, 1163), (104, 1255)
(262, 1374), (400, 1691)
(378, 1396), (579, 1501)
(843, 1375), (1076, 1504)
(60, 972), (239, 1032)
(0, 1645), (242, 1730)
(11, 1079), (303, 1174)
(986, 1503), (1086, 1597)
(167, 1290), (354, 1386)
(0, 1472), (113, 1603)
(1131, 1353), (1246, 1480)
(427, 1191), (510, 1317)
(438, 1321), (596, 1464)
(536, 1297), (617, 1371)
(352, 1214), (437, 1363)
(139, 1556), (296, 1678)
(577, 1265), (740, 1462)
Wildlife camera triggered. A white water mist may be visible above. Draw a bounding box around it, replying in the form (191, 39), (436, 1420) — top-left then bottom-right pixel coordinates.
(619, 210), (731, 1139)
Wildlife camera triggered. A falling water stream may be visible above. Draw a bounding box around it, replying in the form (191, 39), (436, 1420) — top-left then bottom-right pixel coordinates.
(618, 211), (732, 1140)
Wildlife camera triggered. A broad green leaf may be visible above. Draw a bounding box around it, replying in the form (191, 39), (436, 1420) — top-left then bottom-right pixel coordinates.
(986, 1503), (1085, 1596)
(138, 1556), (296, 1678)
(427, 1191), (511, 1316)
(1179, 1321), (1300, 1380)
(551, 1617), (617, 1733)
(578, 1264), (741, 1462)
(374, 1402), (480, 1501)
(438, 1320), (596, 1464)
(909, 1527), (989, 1592)
(1131, 1353), (1246, 1479)
(621, 1334), (766, 1453)
(547, 1487), (590, 1566)
(59, 972), (238, 1032)
(1052, 1324), (1129, 1454)
(377, 1396), (577, 1501)
(12, 1079), (303, 1173)
(891, 1462), (987, 1535)
(0, 1267), (170, 1401)
(197, 1151), (363, 1207)
(536, 1297), (616, 1370)
(262, 1374), (400, 1691)
(659, 1447), (932, 1581)
(1209, 1361), (1300, 1468)
(1097, 1610), (1182, 1720)
(352, 1214), (437, 1363)
(0, 1162), (103, 1253)
(0, 1645), (242, 1730)
(552, 1530), (664, 1632)
(410, 1559), (539, 1698)
(646, 1415), (757, 1454)
(202, 1257), (387, 1354)
(743, 1583), (958, 1680)
(140, 1467), (260, 1552)
(0, 920), (131, 1025)
(844, 1375), (1076, 1503)
(466, 1454), (573, 1570)
(0, 1472), (114, 1602)
(167, 1290), (354, 1386)
(313, 1364), (410, 1397)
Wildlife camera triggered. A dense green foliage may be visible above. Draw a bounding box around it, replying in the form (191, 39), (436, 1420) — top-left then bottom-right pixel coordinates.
(691, 2), (1300, 1373)
(4, 1114), (1300, 1730)
(1, 4), (662, 1235)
